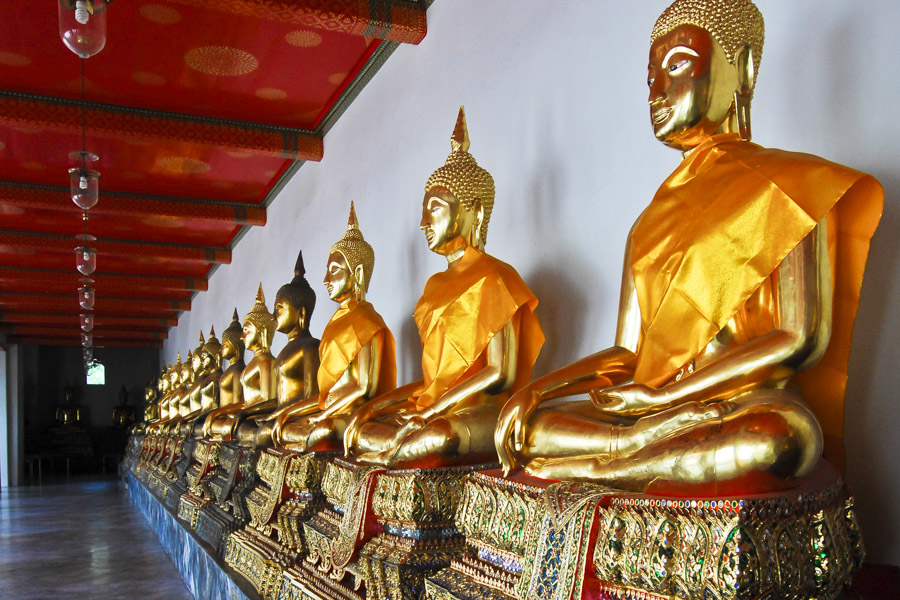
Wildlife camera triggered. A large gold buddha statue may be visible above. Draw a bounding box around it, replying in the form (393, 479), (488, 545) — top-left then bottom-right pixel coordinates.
(344, 107), (544, 467)
(202, 310), (246, 438)
(495, 0), (883, 495)
(272, 203), (396, 452)
(211, 285), (277, 444)
(243, 251), (321, 446)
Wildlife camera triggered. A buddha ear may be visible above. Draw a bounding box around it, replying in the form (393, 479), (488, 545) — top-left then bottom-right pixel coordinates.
(353, 264), (366, 301)
(734, 44), (754, 141)
(466, 199), (484, 249)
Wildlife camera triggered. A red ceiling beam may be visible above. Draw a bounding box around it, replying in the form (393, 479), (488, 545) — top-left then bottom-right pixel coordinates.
(0, 268), (208, 293)
(165, 0), (427, 44)
(8, 326), (167, 340)
(0, 293), (190, 314)
(8, 335), (163, 349)
(0, 94), (323, 162)
(0, 277), (193, 301)
(0, 231), (230, 265)
(0, 183), (267, 226)
(0, 313), (177, 329)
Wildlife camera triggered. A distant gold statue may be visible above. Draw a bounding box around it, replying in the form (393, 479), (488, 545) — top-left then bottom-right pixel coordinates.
(345, 107), (544, 467)
(55, 386), (83, 427)
(272, 203), (396, 452)
(143, 376), (159, 423)
(495, 0), (883, 494)
(247, 251), (322, 446)
(112, 385), (136, 428)
(202, 310), (246, 438)
(179, 328), (222, 436)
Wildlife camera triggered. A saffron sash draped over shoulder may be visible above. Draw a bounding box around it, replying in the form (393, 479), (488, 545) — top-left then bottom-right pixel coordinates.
(630, 133), (883, 464)
(412, 246), (544, 411)
(317, 300), (396, 411)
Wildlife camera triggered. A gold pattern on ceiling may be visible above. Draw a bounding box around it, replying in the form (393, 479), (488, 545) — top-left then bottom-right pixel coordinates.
(156, 156), (212, 175)
(184, 46), (259, 77)
(139, 4), (183, 25)
(284, 30), (322, 48)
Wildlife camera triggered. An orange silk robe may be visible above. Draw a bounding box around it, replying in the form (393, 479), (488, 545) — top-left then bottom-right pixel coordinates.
(630, 133), (883, 463)
(412, 245), (544, 411)
(317, 299), (396, 411)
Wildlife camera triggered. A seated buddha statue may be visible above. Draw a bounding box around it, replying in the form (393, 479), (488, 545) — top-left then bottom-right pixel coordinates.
(200, 310), (246, 438)
(195, 327), (224, 419)
(240, 251), (321, 446)
(55, 386), (83, 428)
(271, 203), (396, 452)
(495, 0), (883, 495)
(144, 376), (159, 423)
(176, 330), (217, 435)
(164, 350), (196, 435)
(112, 385), (136, 428)
(344, 107), (544, 468)
(206, 286), (277, 444)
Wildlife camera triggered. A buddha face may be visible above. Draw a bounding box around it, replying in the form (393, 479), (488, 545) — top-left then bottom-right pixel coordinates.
(222, 338), (236, 361)
(191, 351), (202, 373)
(324, 250), (353, 302)
(648, 24), (740, 150)
(242, 320), (261, 351)
(274, 297), (299, 333)
(420, 187), (476, 256)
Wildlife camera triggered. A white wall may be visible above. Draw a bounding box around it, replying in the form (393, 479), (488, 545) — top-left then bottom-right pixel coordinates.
(163, 1), (900, 564)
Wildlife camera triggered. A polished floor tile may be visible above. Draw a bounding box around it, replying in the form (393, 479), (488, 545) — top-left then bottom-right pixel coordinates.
(0, 475), (193, 600)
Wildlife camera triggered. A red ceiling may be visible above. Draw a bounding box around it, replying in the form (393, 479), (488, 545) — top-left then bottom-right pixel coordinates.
(0, 0), (428, 348)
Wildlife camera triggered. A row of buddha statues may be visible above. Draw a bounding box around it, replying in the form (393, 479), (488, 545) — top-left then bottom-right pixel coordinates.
(128, 1), (882, 598)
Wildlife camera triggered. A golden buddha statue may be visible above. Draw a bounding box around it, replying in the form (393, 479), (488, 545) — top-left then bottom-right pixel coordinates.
(177, 329), (222, 436)
(187, 331), (207, 415)
(345, 107), (544, 467)
(244, 251), (321, 446)
(143, 376), (159, 423)
(202, 310), (246, 438)
(55, 386), (83, 427)
(207, 286), (277, 444)
(199, 327), (224, 410)
(271, 203), (396, 452)
(112, 385), (136, 428)
(495, 0), (883, 495)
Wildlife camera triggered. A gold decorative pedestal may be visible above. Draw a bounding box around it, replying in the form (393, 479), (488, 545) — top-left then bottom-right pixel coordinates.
(279, 459), (496, 600)
(425, 463), (864, 600)
(178, 440), (221, 530)
(225, 449), (336, 599)
(195, 442), (259, 553)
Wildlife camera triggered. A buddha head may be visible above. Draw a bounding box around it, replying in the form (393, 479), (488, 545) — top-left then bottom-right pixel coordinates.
(648, 0), (764, 150)
(181, 350), (194, 385)
(422, 106), (495, 256)
(326, 202), (374, 303)
(222, 308), (244, 363)
(169, 355), (182, 389)
(244, 284), (277, 352)
(203, 325), (222, 370)
(275, 251), (316, 335)
(192, 331), (205, 374)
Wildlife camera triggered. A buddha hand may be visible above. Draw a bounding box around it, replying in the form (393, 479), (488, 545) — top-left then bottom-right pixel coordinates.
(495, 389), (541, 476)
(589, 383), (671, 418)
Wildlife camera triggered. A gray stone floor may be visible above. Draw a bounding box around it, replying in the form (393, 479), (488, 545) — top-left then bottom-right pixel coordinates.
(0, 475), (193, 600)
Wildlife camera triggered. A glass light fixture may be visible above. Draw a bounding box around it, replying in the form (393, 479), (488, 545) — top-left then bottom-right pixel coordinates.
(68, 151), (100, 210)
(79, 284), (95, 310)
(82, 332), (92, 347)
(59, 0), (109, 58)
(82, 346), (93, 363)
(80, 313), (94, 332)
(75, 233), (97, 275)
